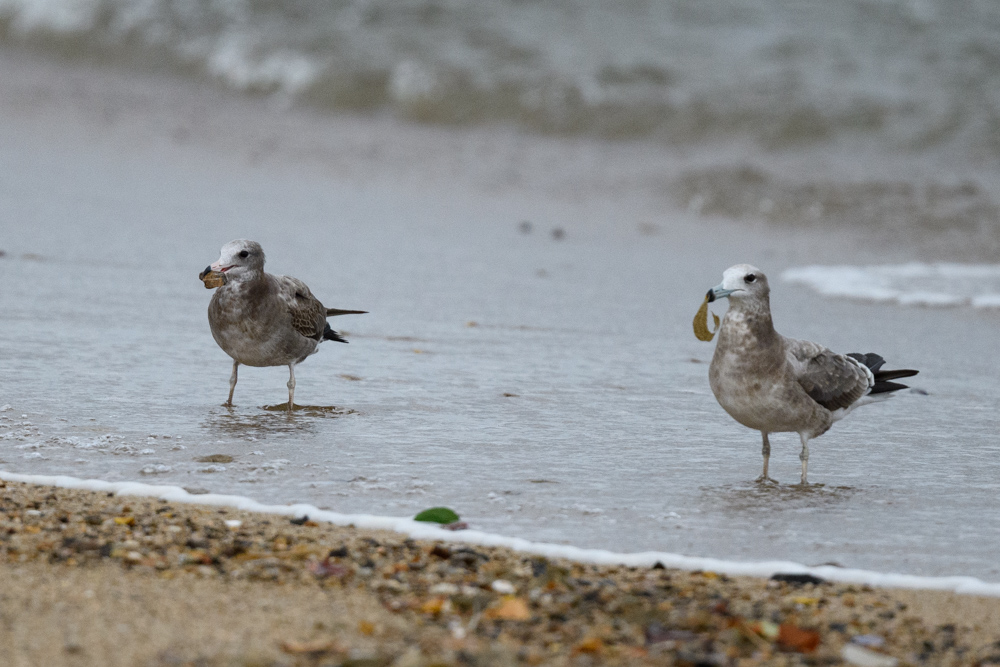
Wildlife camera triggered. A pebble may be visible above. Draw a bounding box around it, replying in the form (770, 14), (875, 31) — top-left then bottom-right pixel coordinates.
(490, 579), (515, 594)
(428, 582), (459, 595)
(842, 643), (900, 667)
(852, 633), (886, 647)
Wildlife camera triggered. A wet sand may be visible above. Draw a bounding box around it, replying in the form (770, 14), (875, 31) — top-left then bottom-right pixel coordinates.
(2, 479), (999, 666)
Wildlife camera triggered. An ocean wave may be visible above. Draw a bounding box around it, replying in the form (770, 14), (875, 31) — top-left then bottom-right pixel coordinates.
(1, 0), (999, 154)
(782, 263), (1000, 308)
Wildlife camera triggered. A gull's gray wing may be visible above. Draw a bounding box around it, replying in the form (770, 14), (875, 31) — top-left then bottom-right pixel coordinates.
(274, 275), (327, 341)
(784, 337), (872, 411)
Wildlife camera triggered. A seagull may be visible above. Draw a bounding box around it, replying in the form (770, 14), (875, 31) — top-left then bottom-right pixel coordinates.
(202, 239), (366, 412)
(705, 264), (918, 484)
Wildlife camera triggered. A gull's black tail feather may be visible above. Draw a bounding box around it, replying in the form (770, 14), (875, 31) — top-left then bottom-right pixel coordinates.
(873, 368), (920, 382)
(323, 323), (349, 344)
(848, 352), (919, 395)
(870, 379), (912, 395)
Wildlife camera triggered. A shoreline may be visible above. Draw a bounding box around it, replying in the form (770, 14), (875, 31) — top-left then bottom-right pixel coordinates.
(3, 470), (999, 598)
(2, 477), (999, 666)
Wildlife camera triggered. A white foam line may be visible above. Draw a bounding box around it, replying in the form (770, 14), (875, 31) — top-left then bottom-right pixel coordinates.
(3, 470), (999, 597)
(781, 263), (1000, 309)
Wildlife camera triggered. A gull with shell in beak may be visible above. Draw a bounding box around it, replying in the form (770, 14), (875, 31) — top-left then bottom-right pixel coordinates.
(199, 239), (366, 412)
(702, 264), (917, 484)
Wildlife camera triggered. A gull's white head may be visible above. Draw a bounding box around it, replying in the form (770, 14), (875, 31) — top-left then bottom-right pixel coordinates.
(707, 264), (769, 304)
(209, 239), (266, 280)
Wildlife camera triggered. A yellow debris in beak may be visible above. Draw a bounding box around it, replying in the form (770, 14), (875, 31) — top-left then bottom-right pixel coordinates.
(199, 267), (228, 289)
(693, 295), (720, 341)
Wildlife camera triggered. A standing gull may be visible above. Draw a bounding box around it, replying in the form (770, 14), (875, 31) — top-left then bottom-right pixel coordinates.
(201, 239), (366, 412)
(705, 264), (917, 484)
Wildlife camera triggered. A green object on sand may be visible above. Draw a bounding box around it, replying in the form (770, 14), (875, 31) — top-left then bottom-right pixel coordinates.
(414, 507), (460, 524)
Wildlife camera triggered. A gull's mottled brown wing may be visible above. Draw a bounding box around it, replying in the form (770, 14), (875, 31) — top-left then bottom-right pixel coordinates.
(785, 337), (872, 411)
(274, 275), (327, 341)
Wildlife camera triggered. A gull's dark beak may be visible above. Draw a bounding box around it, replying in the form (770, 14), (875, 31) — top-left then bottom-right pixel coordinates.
(708, 283), (738, 301)
(199, 265), (212, 280)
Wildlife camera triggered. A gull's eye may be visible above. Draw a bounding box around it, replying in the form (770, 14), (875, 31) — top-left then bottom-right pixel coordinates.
(238, 250), (250, 259)
(744, 274), (756, 283)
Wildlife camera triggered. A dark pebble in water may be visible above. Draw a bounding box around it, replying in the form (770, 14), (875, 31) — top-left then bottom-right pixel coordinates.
(184, 487), (211, 495)
(289, 515), (309, 525)
(652, 561), (666, 570)
(551, 227), (565, 240)
(770, 572), (825, 585)
(518, 220), (532, 234)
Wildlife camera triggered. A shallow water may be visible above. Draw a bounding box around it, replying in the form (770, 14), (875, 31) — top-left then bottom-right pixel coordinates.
(2, 73), (1000, 581)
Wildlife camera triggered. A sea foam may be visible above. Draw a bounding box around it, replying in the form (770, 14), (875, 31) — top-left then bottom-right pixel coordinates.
(782, 264), (1000, 309)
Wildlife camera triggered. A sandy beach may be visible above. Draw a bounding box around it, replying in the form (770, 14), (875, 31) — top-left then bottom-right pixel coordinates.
(2, 479), (1000, 667)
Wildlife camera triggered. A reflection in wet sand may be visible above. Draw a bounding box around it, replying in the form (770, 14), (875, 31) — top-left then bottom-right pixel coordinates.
(202, 410), (306, 440)
(703, 481), (860, 512)
(201, 406), (358, 441)
(261, 404), (359, 417)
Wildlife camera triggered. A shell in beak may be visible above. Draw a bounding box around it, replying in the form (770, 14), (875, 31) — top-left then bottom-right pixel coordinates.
(199, 266), (228, 289)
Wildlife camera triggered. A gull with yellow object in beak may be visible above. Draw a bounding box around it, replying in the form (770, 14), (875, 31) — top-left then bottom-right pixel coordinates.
(201, 239), (366, 412)
(703, 264), (917, 484)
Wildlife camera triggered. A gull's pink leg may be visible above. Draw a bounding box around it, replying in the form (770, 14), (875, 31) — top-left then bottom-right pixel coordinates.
(755, 431), (773, 483)
(799, 432), (810, 485)
(226, 361), (239, 407)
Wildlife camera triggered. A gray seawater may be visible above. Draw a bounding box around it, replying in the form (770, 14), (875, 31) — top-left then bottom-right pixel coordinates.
(1, 81), (999, 581)
(4, 0), (1000, 261)
(1, 0), (1000, 158)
